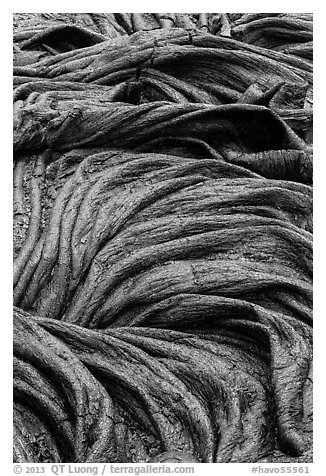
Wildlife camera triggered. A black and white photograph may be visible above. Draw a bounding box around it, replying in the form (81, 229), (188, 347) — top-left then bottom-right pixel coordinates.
(11, 6), (315, 471)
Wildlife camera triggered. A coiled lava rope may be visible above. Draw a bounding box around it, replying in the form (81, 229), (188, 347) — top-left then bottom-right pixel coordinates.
(13, 13), (313, 464)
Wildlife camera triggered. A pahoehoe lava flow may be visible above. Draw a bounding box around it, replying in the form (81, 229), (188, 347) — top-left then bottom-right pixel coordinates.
(13, 13), (313, 463)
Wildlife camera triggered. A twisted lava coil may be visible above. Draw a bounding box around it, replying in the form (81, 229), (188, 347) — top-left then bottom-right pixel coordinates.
(13, 12), (313, 463)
